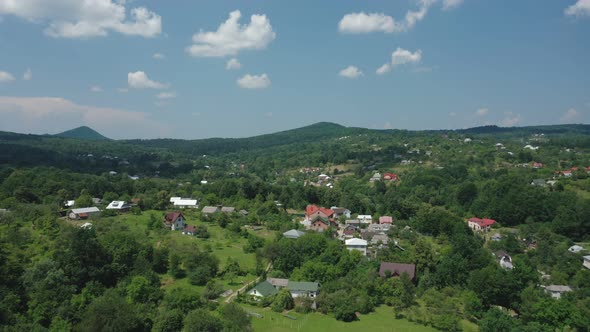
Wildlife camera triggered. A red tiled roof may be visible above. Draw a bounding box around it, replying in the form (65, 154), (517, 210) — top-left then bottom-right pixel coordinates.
(383, 173), (399, 180)
(184, 225), (196, 232)
(164, 211), (183, 224)
(571, 167), (579, 171)
(469, 217), (495, 227)
(305, 204), (334, 218)
(379, 262), (416, 280)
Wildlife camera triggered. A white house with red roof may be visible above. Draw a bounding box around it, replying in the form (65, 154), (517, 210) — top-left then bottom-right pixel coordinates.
(379, 216), (393, 224)
(383, 173), (399, 181)
(304, 205), (334, 223)
(468, 217), (495, 232)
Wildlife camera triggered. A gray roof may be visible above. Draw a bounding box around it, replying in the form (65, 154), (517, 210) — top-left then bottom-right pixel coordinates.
(545, 285), (573, 293)
(267, 278), (289, 288)
(251, 280), (278, 297)
(283, 229), (305, 239)
(201, 206), (219, 214)
(71, 207), (100, 214)
(288, 281), (319, 292)
(221, 206), (235, 213)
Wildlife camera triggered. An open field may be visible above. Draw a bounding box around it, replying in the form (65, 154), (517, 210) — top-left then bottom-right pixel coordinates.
(242, 305), (440, 332)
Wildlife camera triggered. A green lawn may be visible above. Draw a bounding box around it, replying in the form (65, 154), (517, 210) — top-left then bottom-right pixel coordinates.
(243, 305), (439, 332)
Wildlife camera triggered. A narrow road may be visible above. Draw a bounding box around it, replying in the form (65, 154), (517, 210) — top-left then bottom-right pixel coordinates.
(224, 262), (272, 303)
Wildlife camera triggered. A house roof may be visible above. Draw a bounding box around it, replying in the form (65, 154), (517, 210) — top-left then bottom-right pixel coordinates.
(287, 281), (319, 292)
(383, 173), (398, 180)
(283, 229), (306, 239)
(106, 201), (128, 210)
(221, 206), (235, 213)
(184, 225), (196, 232)
(358, 215), (372, 220)
(201, 206), (219, 214)
(345, 238), (368, 246)
(267, 278), (289, 288)
(545, 285), (572, 293)
(164, 212), (184, 223)
(65, 200), (75, 207)
(569, 245), (584, 252)
(584, 255), (590, 260)
(170, 197), (181, 202)
(71, 207), (100, 214)
(305, 205), (334, 218)
(173, 199), (197, 206)
(252, 280), (278, 297)
(469, 217), (495, 227)
(379, 216), (393, 224)
(379, 262), (416, 279)
(331, 207), (350, 214)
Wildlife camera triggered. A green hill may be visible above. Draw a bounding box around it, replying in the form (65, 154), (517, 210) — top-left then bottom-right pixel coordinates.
(55, 126), (110, 140)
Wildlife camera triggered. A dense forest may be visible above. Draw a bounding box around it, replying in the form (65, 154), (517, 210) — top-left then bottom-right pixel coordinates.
(1, 122), (590, 331)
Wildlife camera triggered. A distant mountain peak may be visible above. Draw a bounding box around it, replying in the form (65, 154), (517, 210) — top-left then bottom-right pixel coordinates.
(55, 126), (110, 140)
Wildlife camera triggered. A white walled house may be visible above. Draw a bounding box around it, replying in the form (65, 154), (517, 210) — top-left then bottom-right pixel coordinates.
(287, 281), (319, 299)
(345, 238), (368, 256)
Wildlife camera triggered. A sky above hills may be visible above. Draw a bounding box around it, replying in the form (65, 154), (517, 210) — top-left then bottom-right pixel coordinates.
(0, 0), (589, 139)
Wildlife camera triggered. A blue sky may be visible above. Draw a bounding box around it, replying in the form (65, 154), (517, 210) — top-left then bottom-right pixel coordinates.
(0, 0), (589, 139)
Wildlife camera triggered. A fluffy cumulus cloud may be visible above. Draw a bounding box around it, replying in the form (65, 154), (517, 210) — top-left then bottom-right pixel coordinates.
(152, 53), (165, 60)
(500, 112), (521, 126)
(0, 0), (161, 38)
(226, 58), (242, 70)
(565, 0), (590, 17)
(339, 65), (363, 79)
(442, 0), (464, 10)
(23, 68), (32, 80)
(0, 71), (15, 82)
(561, 108), (581, 123)
(156, 92), (176, 99)
(127, 71), (168, 89)
(376, 48), (422, 75)
(0, 96), (167, 138)
(339, 0), (434, 34)
(237, 73), (271, 89)
(187, 10), (276, 57)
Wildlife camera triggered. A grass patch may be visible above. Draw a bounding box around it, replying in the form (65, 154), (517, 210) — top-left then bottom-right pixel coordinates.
(242, 305), (439, 332)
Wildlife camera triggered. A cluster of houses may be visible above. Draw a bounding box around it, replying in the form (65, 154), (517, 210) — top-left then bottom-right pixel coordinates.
(370, 172), (399, 182)
(298, 205), (397, 256)
(249, 262), (416, 301)
(201, 205), (248, 216)
(554, 166), (590, 178)
(467, 217), (496, 232)
(66, 199), (132, 220)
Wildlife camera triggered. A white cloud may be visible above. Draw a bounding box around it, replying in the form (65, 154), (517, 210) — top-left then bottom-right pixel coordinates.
(156, 92), (176, 99)
(23, 68), (32, 80)
(90, 85), (103, 92)
(127, 71), (168, 89)
(226, 58), (242, 70)
(500, 112), (521, 126)
(237, 73), (271, 89)
(339, 1), (435, 34)
(561, 108), (581, 123)
(0, 71), (15, 82)
(153, 53), (165, 60)
(565, 0), (590, 17)
(442, 0), (464, 10)
(186, 10), (276, 57)
(0, 0), (162, 38)
(476, 108), (489, 116)
(377, 48), (422, 75)
(376, 64), (392, 75)
(0, 96), (166, 138)
(339, 65), (363, 79)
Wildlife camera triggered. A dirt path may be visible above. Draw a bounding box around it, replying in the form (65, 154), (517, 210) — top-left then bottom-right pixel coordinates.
(224, 262), (272, 303)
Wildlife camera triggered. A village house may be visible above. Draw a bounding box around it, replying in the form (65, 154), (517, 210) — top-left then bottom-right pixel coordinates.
(267, 278), (289, 290)
(342, 224), (358, 238)
(331, 206), (351, 219)
(370, 173), (382, 182)
(366, 223), (391, 233)
(172, 198), (198, 209)
(569, 245), (585, 253)
(345, 238), (368, 256)
(304, 205), (334, 223)
(543, 285), (573, 299)
(379, 262), (416, 280)
(468, 217), (495, 232)
(283, 229), (305, 239)
(201, 206), (219, 216)
(532, 162), (543, 169)
(495, 250), (514, 270)
(371, 234), (389, 246)
(248, 280), (278, 298)
(164, 212), (187, 231)
(383, 173), (399, 181)
(358, 215), (373, 224)
(106, 201), (130, 212)
(379, 216), (393, 224)
(345, 219), (361, 227)
(221, 206), (236, 214)
(183, 225), (196, 236)
(288, 281), (320, 298)
(531, 179), (546, 187)
(65, 200), (75, 208)
(584, 255), (590, 270)
(68, 207), (100, 220)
